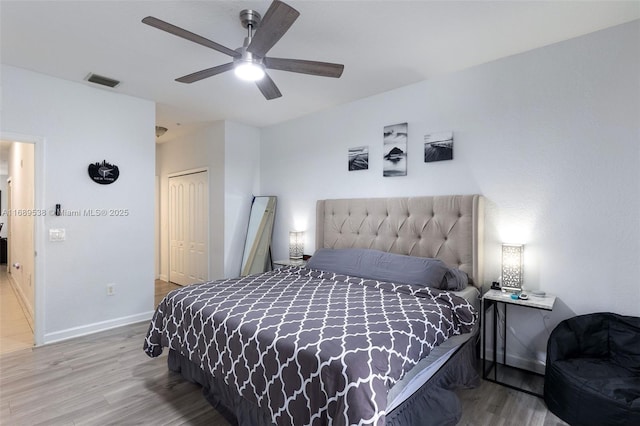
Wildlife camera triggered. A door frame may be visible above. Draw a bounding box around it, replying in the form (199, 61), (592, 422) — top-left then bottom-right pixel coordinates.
(0, 131), (44, 346)
(6, 177), (12, 275)
(167, 167), (210, 285)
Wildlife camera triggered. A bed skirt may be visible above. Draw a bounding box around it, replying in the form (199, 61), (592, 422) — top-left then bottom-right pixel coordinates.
(167, 333), (479, 426)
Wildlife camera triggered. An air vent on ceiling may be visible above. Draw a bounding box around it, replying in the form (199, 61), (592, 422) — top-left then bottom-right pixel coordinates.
(85, 73), (120, 88)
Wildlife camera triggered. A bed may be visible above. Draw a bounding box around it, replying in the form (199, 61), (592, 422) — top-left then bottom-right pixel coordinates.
(145, 194), (484, 425)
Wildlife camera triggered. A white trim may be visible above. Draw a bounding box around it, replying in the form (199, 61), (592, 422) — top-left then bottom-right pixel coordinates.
(155, 175), (160, 279)
(167, 167), (208, 178)
(42, 311), (155, 345)
(8, 273), (34, 330)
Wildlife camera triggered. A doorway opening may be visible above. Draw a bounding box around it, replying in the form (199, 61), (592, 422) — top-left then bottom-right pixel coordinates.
(0, 140), (36, 354)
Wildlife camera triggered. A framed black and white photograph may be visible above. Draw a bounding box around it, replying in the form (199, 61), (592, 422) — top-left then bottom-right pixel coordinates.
(424, 131), (453, 162)
(383, 122), (407, 177)
(348, 146), (369, 171)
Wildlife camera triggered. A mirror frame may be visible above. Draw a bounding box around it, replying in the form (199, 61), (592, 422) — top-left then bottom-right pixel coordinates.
(240, 196), (277, 276)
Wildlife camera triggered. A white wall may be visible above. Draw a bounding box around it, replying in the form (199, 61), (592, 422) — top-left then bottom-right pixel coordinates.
(260, 21), (639, 368)
(223, 121), (261, 278)
(156, 123), (225, 282)
(1, 64), (156, 344)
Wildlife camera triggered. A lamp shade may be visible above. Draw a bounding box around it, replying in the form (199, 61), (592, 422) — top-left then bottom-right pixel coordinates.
(502, 244), (524, 290)
(289, 231), (304, 259)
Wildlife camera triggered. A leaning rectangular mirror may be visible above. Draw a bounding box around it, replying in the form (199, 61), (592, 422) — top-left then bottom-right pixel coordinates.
(241, 196), (277, 276)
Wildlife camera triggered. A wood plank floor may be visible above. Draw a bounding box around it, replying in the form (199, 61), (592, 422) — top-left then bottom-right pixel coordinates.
(0, 267), (34, 355)
(0, 280), (569, 425)
(0, 321), (230, 425)
(456, 367), (568, 426)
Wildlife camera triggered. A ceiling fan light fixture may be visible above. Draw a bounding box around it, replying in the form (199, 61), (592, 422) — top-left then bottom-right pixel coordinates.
(234, 61), (265, 81)
(155, 126), (168, 137)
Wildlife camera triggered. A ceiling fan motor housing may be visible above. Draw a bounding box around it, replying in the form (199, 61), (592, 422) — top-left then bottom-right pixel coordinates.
(235, 11), (265, 80)
(236, 40), (263, 60)
(240, 9), (261, 29)
(234, 36), (265, 81)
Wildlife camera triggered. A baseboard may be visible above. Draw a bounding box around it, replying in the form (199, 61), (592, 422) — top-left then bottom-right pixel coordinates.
(158, 273), (168, 282)
(43, 310), (155, 345)
(8, 272), (35, 331)
(483, 349), (546, 375)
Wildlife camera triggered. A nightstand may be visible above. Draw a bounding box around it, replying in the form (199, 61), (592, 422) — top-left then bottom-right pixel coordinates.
(273, 259), (307, 268)
(482, 289), (556, 397)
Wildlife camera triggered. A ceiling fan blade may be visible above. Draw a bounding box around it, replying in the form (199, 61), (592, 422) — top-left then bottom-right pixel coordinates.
(175, 63), (235, 83)
(255, 73), (282, 100)
(247, 0), (300, 58)
(264, 57), (344, 78)
(142, 16), (240, 58)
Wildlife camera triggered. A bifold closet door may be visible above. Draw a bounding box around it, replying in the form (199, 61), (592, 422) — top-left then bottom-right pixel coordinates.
(169, 171), (209, 286)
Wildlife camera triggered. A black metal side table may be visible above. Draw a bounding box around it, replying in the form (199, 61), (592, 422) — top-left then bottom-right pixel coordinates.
(482, 289), (556, 397)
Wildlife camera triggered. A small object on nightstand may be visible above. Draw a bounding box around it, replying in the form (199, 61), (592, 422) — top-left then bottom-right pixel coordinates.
(531, 290), (546, 297)
(519, 293), (529, 300)
(491, 281), (501, 290)
(510, 293), (519, 300)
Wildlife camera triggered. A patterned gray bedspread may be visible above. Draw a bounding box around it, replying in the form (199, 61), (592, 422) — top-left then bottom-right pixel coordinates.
(144, 266), (477, 425)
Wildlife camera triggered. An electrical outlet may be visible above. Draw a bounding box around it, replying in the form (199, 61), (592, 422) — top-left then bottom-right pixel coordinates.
(106, 284), (116, 296)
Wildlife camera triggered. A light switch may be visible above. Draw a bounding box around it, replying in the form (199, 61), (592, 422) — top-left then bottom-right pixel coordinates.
(49, 228), (66, 242)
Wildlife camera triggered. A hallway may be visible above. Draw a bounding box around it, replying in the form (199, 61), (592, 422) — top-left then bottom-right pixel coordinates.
(0, 266), (33, 355)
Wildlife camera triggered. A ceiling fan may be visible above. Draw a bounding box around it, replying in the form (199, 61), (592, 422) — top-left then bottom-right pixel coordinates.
(142, 0), (344, 100)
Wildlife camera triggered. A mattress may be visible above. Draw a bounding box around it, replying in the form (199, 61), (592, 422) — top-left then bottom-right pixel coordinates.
(145, 265), (478, 425)
(387, 285), (480, 412)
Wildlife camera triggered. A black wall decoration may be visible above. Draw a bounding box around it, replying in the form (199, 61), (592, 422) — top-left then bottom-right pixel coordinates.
(88, 160), (120, 185)
(383, 123), (408, 177)
(424, 131), (453, 162)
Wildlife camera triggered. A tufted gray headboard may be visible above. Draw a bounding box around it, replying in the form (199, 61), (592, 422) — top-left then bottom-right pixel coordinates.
(316, 195), (484, 287)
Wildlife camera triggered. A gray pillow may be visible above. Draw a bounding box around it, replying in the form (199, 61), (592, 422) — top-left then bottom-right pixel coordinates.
(307, 248), (452, 289)
(442, 268), (470, 291)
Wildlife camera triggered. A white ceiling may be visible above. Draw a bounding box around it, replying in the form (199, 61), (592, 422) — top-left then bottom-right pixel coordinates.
(1, 1), (638, 143)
